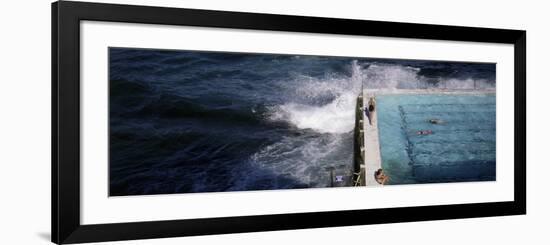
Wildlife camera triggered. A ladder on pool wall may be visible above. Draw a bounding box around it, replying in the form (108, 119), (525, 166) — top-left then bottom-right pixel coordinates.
(353, 90), (383, 187)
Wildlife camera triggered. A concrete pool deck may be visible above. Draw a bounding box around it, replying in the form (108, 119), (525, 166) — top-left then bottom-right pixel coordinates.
(362, 90), (383, 186)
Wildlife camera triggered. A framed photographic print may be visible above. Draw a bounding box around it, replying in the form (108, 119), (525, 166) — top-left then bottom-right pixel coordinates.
(52, 1), (526, 244)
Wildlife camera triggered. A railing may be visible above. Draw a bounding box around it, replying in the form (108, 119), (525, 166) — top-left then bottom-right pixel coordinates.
(353, 93), (366, 186)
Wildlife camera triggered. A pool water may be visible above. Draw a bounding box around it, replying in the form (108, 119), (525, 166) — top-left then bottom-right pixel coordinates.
(377, 94), (496, 184)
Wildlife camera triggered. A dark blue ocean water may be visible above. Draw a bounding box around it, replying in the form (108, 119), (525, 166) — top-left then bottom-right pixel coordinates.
(109, 47), (496, 196)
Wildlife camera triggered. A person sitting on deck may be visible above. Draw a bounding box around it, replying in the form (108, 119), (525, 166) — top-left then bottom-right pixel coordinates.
(417, 129), (433, 135)
(364, 97), (376, 125)
(368, 97), (376, 112)
(374, 168), (389, 185)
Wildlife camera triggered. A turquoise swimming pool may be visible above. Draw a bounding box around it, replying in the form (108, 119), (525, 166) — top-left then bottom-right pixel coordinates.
(377, 94), (496, 184)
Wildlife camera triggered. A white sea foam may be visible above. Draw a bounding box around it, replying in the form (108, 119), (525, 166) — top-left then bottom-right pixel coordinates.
(242, 61), (365, 187)
(240, 132), (352, 188)
(269, 94), (357, 133)
(364, 64), (421, 89)
(365, 63), (494, 90)
(268, 60), (364, 134)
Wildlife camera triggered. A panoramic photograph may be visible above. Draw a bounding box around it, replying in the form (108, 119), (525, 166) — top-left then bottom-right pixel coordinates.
(108, 47), (496, 196)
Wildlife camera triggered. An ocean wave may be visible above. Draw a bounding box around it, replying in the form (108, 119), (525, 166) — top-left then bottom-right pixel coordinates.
(242, 131), (353, 189)
(267, 60), (363, 133)
(364, 63), (495, 90)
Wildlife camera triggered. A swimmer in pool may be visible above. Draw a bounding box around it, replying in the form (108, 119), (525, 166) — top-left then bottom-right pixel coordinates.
(417, 130), (433, 135)
(428, 119), (445, 124)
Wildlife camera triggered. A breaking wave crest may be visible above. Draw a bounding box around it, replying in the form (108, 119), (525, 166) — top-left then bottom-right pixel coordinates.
(364, 63), (495, 90)
(268, 60), (364, 133)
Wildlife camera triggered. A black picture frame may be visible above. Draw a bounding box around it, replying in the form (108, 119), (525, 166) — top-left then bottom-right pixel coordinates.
(52, 1), (526, 244)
